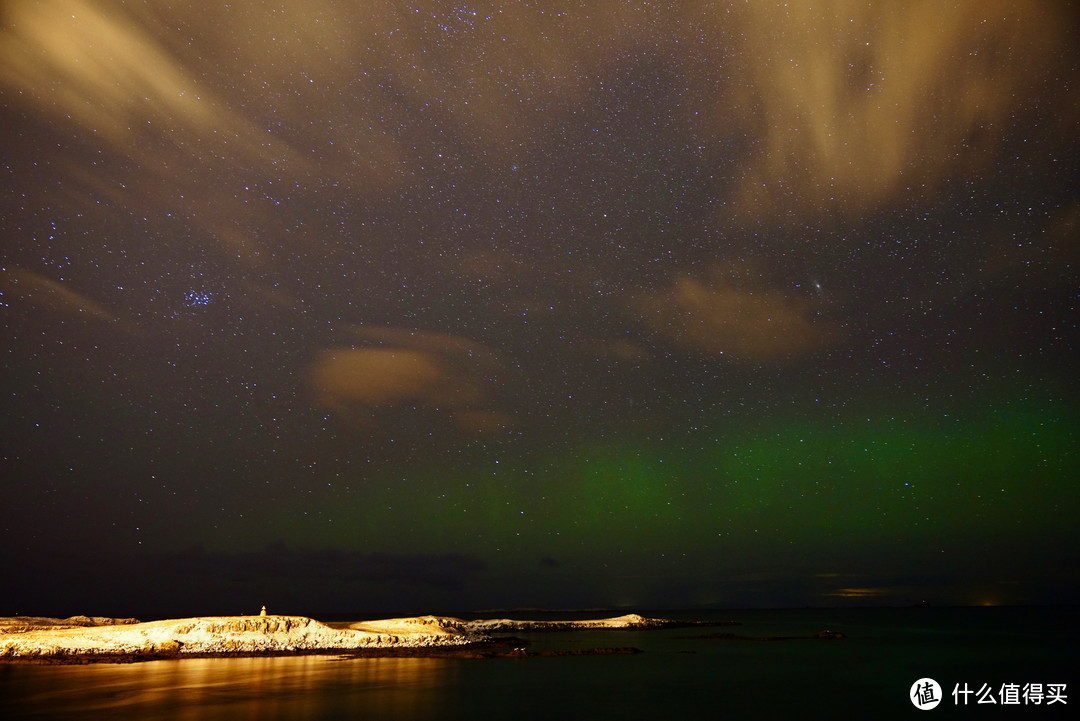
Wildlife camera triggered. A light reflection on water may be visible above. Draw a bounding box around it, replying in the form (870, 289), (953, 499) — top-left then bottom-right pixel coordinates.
(0, 655), (455, 721)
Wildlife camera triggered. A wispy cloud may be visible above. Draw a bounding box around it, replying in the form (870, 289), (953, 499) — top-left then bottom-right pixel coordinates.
(0, 267), (135, 331)
(633, 264), (844, 363)
(725, 0), (1075, 219)
(307, 326), (510, 433)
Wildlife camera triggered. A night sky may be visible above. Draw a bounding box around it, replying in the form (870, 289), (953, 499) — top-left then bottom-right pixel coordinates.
(2, 1), (1078, 617)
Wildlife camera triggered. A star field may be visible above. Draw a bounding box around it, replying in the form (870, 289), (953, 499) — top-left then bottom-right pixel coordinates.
(1, 0), (1077, 615)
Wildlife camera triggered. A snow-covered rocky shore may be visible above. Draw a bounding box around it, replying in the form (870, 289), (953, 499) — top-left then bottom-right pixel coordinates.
(466, 613), (699, 632)
(0, 613), (689, 662)
(0, 615), (484, 662)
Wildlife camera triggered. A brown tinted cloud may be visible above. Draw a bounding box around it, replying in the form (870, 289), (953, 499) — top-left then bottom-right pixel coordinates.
(634, 264), (843, 363)
(0, 267), (119, 326)
(311, 349), (448, 408)
(725, 0), (1075, 219)
(308, 327), (509, 432)
(3, 0), (1073, 270)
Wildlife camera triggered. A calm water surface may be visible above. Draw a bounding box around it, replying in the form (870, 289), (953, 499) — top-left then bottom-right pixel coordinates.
(1, 607), (1075, 720)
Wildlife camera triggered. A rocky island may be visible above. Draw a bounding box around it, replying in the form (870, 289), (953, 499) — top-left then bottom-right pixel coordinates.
(0, 613), (696, 663)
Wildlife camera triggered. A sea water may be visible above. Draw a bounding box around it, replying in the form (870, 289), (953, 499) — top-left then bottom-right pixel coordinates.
(1, 607), (1075, 720)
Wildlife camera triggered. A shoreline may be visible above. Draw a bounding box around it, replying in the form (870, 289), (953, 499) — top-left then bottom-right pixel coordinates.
(0, 613), (721, 665)
(0, 640), (519, 665)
